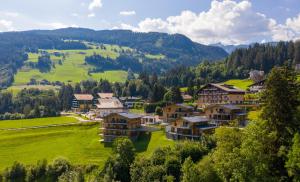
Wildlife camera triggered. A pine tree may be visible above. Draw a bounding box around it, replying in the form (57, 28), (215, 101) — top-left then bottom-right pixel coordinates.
(261, 66), (300, 178)
(74, 83), (81, 94)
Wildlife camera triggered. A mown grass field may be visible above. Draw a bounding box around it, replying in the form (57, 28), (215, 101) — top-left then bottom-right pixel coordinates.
(0, 121), (174, 170)
(14, 45), (129, 85)
(223, 79), (254, 90)
(0, 117), (79, 129)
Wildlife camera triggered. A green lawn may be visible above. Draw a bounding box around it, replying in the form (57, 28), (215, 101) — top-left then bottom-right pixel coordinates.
(139, 130), (175, 156)
(14, 46), (128, 85)
(223, 79), (254, 90)
(129, 108), (145, 114)
(0, 117), (79, 129)
(0, 122), (174, 170)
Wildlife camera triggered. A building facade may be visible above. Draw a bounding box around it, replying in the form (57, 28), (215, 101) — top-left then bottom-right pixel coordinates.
(197, 83), (245, 108)
(119, 97), (144, 108)
(166, 116), (217, 140)
(100, 113), (142, 142)
(204, 104), (246, 126)
(162, 104), (194, 123)
(248, 79), (265, 93)
(141, 115), (162, 125)
(72, 94), (95, 112)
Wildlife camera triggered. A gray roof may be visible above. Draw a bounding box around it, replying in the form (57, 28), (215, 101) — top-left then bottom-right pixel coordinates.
(222, 105), (241, 110)
(118, 112), (142, 119)
(182, 116), (209, 123)
(176, 103), (194, 109)
(199, 83), (246, 93)
(211, 83), (245, 93)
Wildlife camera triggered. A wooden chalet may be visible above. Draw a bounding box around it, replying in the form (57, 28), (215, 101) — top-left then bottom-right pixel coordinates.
(197, 83), (245, 108)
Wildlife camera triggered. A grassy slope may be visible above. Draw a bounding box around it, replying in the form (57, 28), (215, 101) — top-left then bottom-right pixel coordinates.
(0, 117), (78, 129)
(0, 122), (174, 170)
(223, 79), (254, 90)
(14, 45), (127, 85)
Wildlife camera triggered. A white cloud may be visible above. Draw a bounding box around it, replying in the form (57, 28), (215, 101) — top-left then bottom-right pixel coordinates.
(0, 19), (14, 32)
(3, 11), (19, 17)
(39, 22), (78, 29)
(271, 14), (300, 41)
(71, 13), (79, 17)
(120, 11), (136, 16)
(88, 0), (102, 10)
(88, 13), (95, 18)
(120, 0), (300, 45)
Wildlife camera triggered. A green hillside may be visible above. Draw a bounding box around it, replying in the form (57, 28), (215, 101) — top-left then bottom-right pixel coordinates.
(13, 45), (129, 85)
(12, 43), (169, 86)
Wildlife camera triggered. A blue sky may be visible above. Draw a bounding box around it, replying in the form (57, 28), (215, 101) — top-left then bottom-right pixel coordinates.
(0, 0), (300, 44)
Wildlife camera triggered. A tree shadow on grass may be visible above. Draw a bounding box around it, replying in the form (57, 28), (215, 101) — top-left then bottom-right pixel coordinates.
(133, 132), (151, 153)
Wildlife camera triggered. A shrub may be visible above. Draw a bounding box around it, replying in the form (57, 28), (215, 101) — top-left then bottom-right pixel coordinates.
(2, 162), (26, 182)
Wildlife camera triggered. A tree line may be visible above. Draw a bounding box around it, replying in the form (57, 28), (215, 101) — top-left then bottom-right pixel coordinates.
(0, 89), (60, 120)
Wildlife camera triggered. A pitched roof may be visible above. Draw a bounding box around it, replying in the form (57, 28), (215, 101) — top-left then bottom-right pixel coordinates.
(176, 103), (194, 109)
(210, 83), (245, 93)
(118, 112), (142, 119)
(97, 93), (114, 99)
(182, 116), (209, 123)
(74, 94), (94, 101)
(199, 83), (245, 94)
(96, 97), (124, 109)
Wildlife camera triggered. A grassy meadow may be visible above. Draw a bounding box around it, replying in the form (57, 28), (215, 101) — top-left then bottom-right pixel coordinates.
(0, 120), (174, 170)
(0, 116), (79, 129)
(223, 79), (254, 90)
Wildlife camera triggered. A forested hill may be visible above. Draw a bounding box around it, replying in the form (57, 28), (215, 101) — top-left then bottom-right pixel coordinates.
(31, 28), (228, 61)
(160, 41), (300, 87)
(0, 28), (228, 88)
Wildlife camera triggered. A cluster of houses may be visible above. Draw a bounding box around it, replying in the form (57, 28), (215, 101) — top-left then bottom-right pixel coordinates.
(72, 79), (264, 142)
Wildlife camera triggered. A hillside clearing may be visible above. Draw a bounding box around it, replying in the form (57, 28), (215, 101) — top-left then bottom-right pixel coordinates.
(14, 46), (129, 85)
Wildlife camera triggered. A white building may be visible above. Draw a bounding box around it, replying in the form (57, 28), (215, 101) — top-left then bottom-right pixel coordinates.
(141, 115), (163, 125)
(95, 93), (127, 117)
